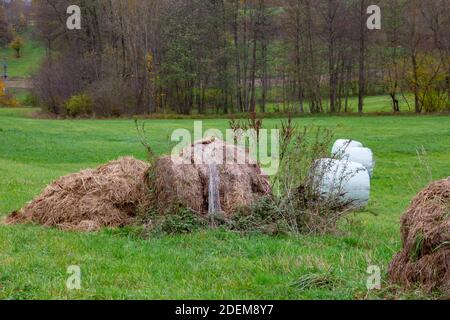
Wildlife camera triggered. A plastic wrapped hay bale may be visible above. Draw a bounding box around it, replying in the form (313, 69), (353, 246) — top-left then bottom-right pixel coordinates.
(331, 139), (363, 157)
(342, 147), (375, 177)
(313, 158), (371, 208)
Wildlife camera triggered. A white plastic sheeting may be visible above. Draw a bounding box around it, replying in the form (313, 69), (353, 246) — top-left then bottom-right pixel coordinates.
(331, 139), (363, 157)
(313, 158), (371, 208)
(342, 147), (375, 177)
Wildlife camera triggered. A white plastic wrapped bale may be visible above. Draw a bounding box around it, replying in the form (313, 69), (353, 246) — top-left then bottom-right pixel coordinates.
(313, 158), (370, 208)
(331, 139), (363, 157)
(342, 147), (375, 177)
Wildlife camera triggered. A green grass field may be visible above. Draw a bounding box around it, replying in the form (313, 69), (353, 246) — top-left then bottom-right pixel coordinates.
(266, 94), (416, 114)
(0, 108), (449, 299)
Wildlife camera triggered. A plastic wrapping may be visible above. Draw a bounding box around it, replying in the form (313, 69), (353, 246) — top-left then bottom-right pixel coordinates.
(314, 158), (371, 208)
(332, 139), (363, 156)
(342, 147), (375, 177)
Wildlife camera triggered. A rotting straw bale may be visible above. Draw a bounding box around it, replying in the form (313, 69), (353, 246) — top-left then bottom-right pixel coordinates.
(388, 177), (450, 295)
(149, 138), (271, 217)
(6, 157), (150, 232)
(6, 139), (272, 231)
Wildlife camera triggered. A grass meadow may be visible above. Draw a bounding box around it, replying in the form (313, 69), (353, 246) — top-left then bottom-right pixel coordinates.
(0, 107), (449, 299)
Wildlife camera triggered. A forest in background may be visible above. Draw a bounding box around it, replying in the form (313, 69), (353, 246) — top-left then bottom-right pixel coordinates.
(1, 0), (449, 116)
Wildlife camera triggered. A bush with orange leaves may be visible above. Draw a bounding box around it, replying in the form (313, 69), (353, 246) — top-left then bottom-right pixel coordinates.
(0, 80), (21, 107)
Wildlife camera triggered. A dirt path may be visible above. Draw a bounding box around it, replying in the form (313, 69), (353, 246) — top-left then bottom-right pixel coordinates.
(4, 78), (32, 89)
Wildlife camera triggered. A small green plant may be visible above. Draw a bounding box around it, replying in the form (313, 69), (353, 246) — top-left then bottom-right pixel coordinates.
(228, 197), (289, 235)
(22, 93), (40, 107)
(292, 269), (340, 291)
(410, 232), (425, 262)
(145, 205), (208, 235)
(64, 94), (93, 117)
(135, 120), (155, 162)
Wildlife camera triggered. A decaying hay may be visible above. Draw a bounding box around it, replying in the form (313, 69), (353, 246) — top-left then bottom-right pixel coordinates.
(149, 156), (205, 214)
(388, 177), (450, 294)
(6, 157), (150, 231)
(148, 138), (272, 217)
(6, 139), (271, 231)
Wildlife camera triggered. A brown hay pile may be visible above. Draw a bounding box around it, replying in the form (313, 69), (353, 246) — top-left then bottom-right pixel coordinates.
(388, 177), (450, 294)
(6, 139), (271, 231)
(6, 157), (150, 231)
(150, 156), (205, 214)
(149, 138), (271, 217)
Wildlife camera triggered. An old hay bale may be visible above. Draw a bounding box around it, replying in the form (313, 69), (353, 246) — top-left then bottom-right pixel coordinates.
(149, 156), (205, 214)
(6, 157), (150, 231)
(149, 138), (271, 217)
(388, 177), (450, 294)
(5, 139), (271, 231)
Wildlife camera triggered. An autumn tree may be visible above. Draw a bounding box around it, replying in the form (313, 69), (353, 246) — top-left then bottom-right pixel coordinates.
(10, 35), (24, 58)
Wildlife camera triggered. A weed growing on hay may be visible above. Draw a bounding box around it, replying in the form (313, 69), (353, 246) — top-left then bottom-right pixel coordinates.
(135, 120), (156, 162)
(227, 197), (290, 235)
(266, 123), (357, 235)
(225, 119), (359, 236)
(143, 205), (208, 235)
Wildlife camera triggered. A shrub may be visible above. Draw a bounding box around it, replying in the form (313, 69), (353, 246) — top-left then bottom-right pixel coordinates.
(228, 197), (290, 235)
(406, 54), (449, 113)
(22, 93), (40, 108)
(64, 94), (93, 117)
(10, 35), (24, 58)
(0, 80), (21, 107)
(144, 205), (208, 235)
(234, 123), (357, 235)
(420, 89), (449, 113)
(88, 78), (136, 117)
(33, 54), (88, 115)
(0, 95), (20, 107)
(275, 125), (362, 234)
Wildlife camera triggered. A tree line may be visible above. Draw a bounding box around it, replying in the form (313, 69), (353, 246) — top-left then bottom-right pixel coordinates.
(0, 1), (28, 59)
(17, 0), (450, 115)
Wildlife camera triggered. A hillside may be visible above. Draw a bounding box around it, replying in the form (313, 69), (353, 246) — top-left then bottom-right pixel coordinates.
(1, 33), (45, 79)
